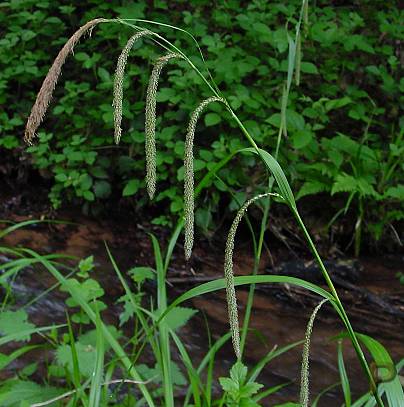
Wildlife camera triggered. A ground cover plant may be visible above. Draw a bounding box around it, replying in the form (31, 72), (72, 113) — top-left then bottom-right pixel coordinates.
(1, 0), (403, 253)
(0, 1), (403, 406)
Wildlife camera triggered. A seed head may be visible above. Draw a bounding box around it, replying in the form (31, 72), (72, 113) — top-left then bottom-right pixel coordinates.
(224, 192), (280, 358)
(145, 52), (182, 200)
(300, 298), (328, 407)
(113, 30), (150, 144)
(184, 96), (225, 260)
(24, 18), (107, 144)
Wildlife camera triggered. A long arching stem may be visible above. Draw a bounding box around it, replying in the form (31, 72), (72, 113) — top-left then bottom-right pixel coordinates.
(113, 19), (383, 405)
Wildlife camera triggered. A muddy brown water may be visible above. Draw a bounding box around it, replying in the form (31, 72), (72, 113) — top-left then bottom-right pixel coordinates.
(0, 213), (403, 406)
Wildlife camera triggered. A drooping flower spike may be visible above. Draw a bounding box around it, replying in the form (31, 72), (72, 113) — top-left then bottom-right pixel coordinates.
(113, 30), (151, 144)
(300, 298), (328, 407)
(184, 96), (225, 260)
(224, 192), (282, 358)
(25, 18), (107, 144)
(145, 52), (183, 199)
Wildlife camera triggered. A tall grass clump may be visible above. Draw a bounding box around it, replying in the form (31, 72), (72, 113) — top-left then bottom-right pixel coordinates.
(21, 4), (403, 406)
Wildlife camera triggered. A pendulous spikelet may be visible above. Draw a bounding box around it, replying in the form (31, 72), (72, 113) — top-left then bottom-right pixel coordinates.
(113, 30), (150, 144)
(224, 192), (280, 359)
(24, 18), (107, 144)
(184, 96), (225, 260)
(300, 298), (328, 407)
(145, 52), (182, 200)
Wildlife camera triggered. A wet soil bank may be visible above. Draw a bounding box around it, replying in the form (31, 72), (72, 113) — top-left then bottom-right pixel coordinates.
(0, 188), (403, 405)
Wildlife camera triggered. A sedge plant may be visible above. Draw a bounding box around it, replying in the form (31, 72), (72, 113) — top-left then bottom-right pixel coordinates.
(19, 2), (404, 406)
(0, 220), (305, 406)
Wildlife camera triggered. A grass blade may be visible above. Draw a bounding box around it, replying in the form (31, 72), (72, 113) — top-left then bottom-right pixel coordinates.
(356, 334), (404, 407)
(66, 312), (83, 405)
(164, 275), (334, 317)
(0, 219), (72, 239)
(338, 340), (351, 407)
(312, 382), (341, 407)
(242, 148), (296, 208)
(254, 382), (291, 403)
(22, 248), (156, 406)
(149, 233), (173, 407)
(248, 340), (304, 383)
(89, 306), (104, 407)
(0, 324), (65, 346)
(0, 345), (40, 370)
(170, 330), (203, 406)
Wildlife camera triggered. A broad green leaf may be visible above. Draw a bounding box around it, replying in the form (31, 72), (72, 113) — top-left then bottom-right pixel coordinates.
(291, 129), (313, 149)
(0, 380), (64, 407)
(220, 377), (238, 393)
(164, 307), (198, 331)
(230, 361), (248, 384)
(83, 190), (95, 201)
(220, 361), (263, 406)
(300, 62), (318, 74)
(204, 112), (221, 126)
(62, 278), (104, 307)
(0, 310), (35, 342)
(325, 97), (352, 111)
(78, 255), (94, 277)
(136, 361), (186, 386)
(331, 174), (358, 195)
(123, 179), (140, 196)
(128, 266), (155, 283)
(297, 180), (328, 200)
(93, 180), (111, 199)
(384, 185), (404, 200)
(286, 110), (305, 130)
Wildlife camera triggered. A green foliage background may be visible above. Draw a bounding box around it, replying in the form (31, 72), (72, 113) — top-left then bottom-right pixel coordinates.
(0, 0), (403, 245)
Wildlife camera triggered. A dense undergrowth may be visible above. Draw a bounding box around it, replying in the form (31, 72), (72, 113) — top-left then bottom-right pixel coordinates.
(0, 0), (403, 251)
(0, 221), (403, 406)
(0, 1), (403, 406)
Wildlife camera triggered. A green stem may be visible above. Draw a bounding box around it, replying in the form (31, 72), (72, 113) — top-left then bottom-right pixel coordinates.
(239, 198), (269, 354)
(115, 18), (384, 405)
(292, 208), (383, 407)
(354, 198), (364, 257)
(240, 124), (282, 355)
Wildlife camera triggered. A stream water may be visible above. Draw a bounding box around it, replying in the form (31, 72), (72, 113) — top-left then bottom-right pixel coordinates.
(0, 212), (403, 406)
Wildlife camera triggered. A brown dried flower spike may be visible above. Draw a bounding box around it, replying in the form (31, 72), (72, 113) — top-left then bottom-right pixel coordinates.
(24, 18), (107, 144)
